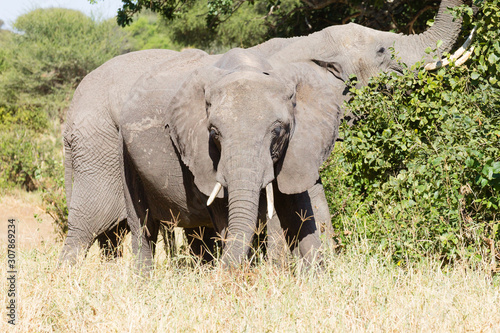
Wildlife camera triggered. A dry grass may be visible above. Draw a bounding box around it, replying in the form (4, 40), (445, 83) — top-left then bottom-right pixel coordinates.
(1, 237), (500, 332)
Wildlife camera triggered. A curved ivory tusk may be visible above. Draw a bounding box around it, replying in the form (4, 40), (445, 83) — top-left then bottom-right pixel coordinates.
(424, 58), (449, 71)
(207, 182), (222, 206)
(455, 46), (474, 66)
(425, 26), (476, 71)
(450, 26), (476, 60)
(266, 183), (274, 220)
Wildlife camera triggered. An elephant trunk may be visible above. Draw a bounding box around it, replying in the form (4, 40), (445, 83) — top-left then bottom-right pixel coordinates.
(395, 0), (464, 66)
(223, 178), (261, 265)
(219, 147), (271, 266)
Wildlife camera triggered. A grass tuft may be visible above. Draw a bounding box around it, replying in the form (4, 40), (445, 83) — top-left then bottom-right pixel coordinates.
(1, 239), (500, 331)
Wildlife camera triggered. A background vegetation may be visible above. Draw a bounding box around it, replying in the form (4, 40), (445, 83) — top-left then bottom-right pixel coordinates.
(114, 0), (454, 45)
(322, 0), (500, 265)
(0, 1), (498, 265)
(112, 0), (456, 51)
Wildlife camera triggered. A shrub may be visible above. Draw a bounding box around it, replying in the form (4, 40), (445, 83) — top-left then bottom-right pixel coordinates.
(0, 8), (131, 233)
(321, 0), (500, 263)
(123, 11), (178, 51)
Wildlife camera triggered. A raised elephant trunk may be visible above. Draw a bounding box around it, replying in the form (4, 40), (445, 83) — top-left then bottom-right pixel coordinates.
(394, 0), (464, 66)
(268, 0), (467, 84)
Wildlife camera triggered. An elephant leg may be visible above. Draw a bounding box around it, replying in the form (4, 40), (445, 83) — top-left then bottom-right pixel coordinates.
(59, 224), (94, 265)
(185, 227), (218, 263)
(96, 219), (129, 259)
(123, 160), (159, 273)
(59, 183), (126, 265)
(127, 200), (159, 273)
(159, 223), (177, 259)
(307, 180), (336, 250)
(61, 121), (127, 265)
(128, 208), (159, 273)
(206, 199), (229, 263)
(266, 210), (290, 266)
(273, 182), (323, 267)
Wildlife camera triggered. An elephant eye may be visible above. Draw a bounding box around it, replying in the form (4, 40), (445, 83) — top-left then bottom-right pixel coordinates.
(270, 123), (288, 162)
(209, 127), (221, 152)
(210, 127), (220, 139)
(272, 125), (283, 138)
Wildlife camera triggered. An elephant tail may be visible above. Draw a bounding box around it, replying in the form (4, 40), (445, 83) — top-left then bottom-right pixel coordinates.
(63, 135), (73, 208)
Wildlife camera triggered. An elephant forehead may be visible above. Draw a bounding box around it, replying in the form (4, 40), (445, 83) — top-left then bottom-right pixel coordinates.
(209, 92), (292, 128)
(210, 77), (290, 103)
(213, 82), (290, 110)
(207, 73), (293, 123)
(323, 23), (371, 48)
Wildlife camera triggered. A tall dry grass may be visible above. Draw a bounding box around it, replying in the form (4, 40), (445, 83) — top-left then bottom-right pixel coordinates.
(1, 237), (500, 332)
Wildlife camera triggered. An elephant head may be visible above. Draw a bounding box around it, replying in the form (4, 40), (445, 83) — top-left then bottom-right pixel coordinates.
(270, 0), (465, 85)
(165, 60), (343, 265)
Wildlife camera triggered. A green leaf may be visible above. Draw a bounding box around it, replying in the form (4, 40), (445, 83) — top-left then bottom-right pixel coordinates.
(488, 53), (499, 64)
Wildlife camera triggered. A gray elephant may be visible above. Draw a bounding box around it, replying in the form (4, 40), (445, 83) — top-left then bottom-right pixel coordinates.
(60, 0), (466, 266)
(121, 49), (344, 268)
(61, 49), (178, 260)
(60, 46), (325, 263)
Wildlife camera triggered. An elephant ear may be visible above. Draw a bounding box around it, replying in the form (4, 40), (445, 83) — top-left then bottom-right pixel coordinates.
(276, 64), (343, 194)
(166, 68), (225, 198)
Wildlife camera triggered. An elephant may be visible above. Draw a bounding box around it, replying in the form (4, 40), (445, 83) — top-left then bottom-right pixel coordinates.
(60, 47), (321, 263)
(61, 49), (178, 261)
(60, 0), (467, 266)
(120, 49), (345, 268)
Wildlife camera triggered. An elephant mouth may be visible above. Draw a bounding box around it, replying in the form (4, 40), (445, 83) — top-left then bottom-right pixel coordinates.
(206, 181), (274, 219)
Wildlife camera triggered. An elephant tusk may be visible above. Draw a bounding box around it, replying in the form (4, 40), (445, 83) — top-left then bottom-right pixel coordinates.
(425, 26), (476, 71)
(266, 183), (274, 220)
(450, 26), (476, 60)
(207, 182), (222, 206)
(455, 46), (474, 67)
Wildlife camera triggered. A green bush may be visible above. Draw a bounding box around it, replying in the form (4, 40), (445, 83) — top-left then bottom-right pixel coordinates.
(166, 0), (300, 51)
(0, 126), (60, 191)
(123, 11), (178, 51)
(0, 8), (134, 232)
(321, 0), (500, 263)
(0, 8), (128, 115)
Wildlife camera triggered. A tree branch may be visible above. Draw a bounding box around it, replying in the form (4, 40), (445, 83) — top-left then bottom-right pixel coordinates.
(301, 0), (348, 11)
(405, 5), (437, 34)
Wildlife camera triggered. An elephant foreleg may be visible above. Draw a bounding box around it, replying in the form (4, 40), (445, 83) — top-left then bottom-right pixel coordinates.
(266, 210), (290, 266)
(273, 181), (324, 267)
(123, 157), (159, 274)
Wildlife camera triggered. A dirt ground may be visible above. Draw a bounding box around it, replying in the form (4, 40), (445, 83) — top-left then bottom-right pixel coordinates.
(0, 190), (56, 249)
